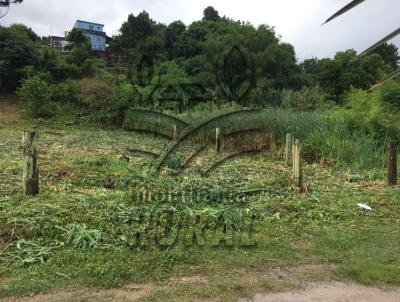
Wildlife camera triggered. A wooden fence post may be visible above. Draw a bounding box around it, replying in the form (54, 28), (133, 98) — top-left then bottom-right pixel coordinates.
(22, 131), (39, 196)
(292, 139), (303, 191)
(285, 133), (292, 164)
(216, 128), (221, 153)
(387, 140), (397, 186)
(173, 125), (177, 141)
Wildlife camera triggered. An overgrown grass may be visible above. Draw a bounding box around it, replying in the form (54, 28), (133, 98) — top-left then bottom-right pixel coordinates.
(124, 104), (387, 168)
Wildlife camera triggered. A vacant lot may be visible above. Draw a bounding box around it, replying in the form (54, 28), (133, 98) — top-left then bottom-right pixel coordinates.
(0, 102), (399, 301)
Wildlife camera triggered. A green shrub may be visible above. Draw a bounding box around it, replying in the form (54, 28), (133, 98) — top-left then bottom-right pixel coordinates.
(113, 83), (138, 106)
(381, 80), (400, 107)
(99, 84), (139, 126)
(51, 61), (82, 80)
(304, 119), (385, 168)
(50, 81), (79, 103)
(74, 79), (136, 126)
(17, 75), (52, 117)
(337, 87), (399, 140)
(281, 86), (328, 110)
(67, 46), (91, 66)
(81, 58), (95, 76)
(76, 78), (113, 108)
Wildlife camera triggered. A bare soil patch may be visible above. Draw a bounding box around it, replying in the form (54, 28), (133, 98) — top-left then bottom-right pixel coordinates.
(0, 103), (20, 124)
(242, 282), (400, 302)
(5, 283), (153, 302)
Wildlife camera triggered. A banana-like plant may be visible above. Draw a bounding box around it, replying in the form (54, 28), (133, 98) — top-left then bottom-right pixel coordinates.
(324, 0), (400, 90)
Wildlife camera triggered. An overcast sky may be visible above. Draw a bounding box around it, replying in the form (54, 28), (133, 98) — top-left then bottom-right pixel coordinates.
(1, 0), (399, 59)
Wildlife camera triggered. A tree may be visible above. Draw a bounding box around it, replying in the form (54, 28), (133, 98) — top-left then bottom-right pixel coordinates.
(324, 0), (400, 86)
(371, 43), (399, 70)
(0, 26), (37, 91)
(165, 21), (186, 58)
(9, 23), (39, 42)
(203, 6), (220, 22)
(256, 42), (303, 90)
(301, 49), (389, 101)
(66, 28), (90, 49)
(66, 28), (92, 66)
(115, 11), (159, 50)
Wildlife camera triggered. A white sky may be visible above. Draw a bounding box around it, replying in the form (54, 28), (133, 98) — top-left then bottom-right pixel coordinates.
(1, 0), (399, 59)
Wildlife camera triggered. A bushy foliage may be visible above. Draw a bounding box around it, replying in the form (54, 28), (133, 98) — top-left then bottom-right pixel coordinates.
(75, 78), (113, 108)
(50, 81), (80, 103)
(301, 50), (390, 102)
(304, 120), (385, 167)
(281, 86), (328, 110)
(66, 28), (90, 49)
(106, 83), (138, 125)
(71, 78), (130, 126)
(17, 75), (52, 117)
(0, 23), (98, 93)
(0, 25), (37, 91)
(337, 85), (398, 139)
(381, 80), (400, 107)
(371, 43), (399, 70)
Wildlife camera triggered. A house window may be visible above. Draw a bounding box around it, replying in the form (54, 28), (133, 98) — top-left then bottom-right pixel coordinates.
(89, 25), (94, 30)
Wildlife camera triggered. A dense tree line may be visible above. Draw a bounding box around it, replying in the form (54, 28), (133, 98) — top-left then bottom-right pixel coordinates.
(0, 24), (94, 91)
(109, 7), (398, 105)
(1, 6), (399, 107)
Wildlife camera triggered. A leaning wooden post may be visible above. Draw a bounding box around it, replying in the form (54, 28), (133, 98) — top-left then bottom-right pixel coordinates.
(387, 140), (397, 186)
(292, 139), (303, 191)
(285, 133), (292, 165)
(215, 128), (221, 153)
(22, 131), (39, 196)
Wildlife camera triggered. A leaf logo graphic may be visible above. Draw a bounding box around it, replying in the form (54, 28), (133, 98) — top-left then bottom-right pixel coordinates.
(135, 54), (161, 100)
(217, 45), (255, 103)
(136, 54), (154, 87)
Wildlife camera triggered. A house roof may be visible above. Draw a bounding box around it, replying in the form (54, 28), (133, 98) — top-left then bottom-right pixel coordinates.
(76, 20), (104, 27)
(49, 35), (65, 40)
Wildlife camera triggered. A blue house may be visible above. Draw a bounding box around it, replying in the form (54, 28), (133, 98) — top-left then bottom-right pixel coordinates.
(74, 20), (107, 51)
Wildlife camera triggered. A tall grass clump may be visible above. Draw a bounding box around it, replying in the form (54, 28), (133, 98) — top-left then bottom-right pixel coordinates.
(305, 120), (386, 168)
(122, 102), (387, 168)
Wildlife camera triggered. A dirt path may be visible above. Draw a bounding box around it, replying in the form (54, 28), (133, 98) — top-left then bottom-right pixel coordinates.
(4, 284), (153, 302)
(6, 281), (400, 302)
(242, 282), (400, 302)
(5, 266), (400, 302)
